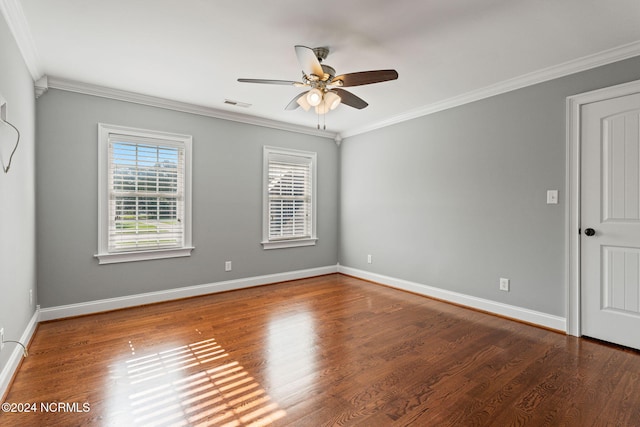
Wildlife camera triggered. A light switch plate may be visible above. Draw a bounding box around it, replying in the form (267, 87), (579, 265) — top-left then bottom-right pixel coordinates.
(546, 190), (558, 204)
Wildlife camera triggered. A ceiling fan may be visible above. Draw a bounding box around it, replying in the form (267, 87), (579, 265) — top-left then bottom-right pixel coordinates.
(237, 45), (398, 124)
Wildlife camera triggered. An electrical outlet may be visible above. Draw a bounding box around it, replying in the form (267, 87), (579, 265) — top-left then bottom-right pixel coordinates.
(1, 328), (4, 351)
(499, 278), (510, 292)
(225, 261), (232, 272)
(367, 254), (372, 264)
(30, 289), (33, 305)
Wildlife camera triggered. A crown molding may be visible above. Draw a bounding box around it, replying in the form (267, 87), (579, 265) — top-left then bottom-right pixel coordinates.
(0, 0), (42, 80)
(342, 40), (640, 139)
(43, 76), (338, 140)
(7, 0), (637, 143)
(34, 75), (48, 98)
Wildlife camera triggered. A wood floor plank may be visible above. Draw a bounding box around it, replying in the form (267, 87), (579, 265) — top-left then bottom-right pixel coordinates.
(2, 273), (640, 426)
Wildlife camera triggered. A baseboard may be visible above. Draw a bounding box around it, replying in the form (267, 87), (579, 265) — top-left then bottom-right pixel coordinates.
(39, 265), (338, 321)
(0, 308), (39, 400)
(338, 265), (566, 332)
(5, 264), (563, 400)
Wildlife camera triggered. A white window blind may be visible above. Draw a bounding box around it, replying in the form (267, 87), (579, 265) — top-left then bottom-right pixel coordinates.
(108, 135), (185, 252)
(263, 147), (317, 249)
(96, 124), (193, 264)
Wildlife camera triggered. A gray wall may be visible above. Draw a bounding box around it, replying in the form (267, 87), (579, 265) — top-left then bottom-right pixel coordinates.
(0, 17), (37, 370)
(340, 56), (640, 316)
(29, 50), (640, 318)
(36, 90), (339, 308)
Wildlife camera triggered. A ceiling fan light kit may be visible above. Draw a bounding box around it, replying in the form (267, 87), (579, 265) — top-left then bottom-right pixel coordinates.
(325, 91), (341, 109)
(306, 88), (323, 106)
(238, 45), (398, 128)
(315, 100), (330, 115)
(295, 93), (311, 111)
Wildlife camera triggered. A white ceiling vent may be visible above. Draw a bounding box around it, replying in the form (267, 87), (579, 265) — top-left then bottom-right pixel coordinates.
(224, 99), (252, 108)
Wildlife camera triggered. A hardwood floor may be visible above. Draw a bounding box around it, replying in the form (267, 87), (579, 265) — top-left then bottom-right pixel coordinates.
(2, 273), (640, 426)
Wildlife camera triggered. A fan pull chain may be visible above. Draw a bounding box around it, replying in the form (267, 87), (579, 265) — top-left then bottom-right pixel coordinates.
(315, 107), (326, 130)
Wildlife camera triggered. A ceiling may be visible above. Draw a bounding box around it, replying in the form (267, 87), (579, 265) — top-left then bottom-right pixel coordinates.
(8, 0), (640, 136)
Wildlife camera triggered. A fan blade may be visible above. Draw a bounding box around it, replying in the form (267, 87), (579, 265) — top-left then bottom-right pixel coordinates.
(285, 92), (307, 110)
(294, 45), (324, 78)
(237, 78), (300, 85)
(332, 70), (398, 87)
(333, 88), (368, 109)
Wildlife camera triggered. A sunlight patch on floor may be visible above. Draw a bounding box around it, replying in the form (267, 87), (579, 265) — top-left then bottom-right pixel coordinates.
(108, 337), (286, 426)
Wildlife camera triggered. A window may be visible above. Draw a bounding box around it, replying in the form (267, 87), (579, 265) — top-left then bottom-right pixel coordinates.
(96, 123), (193, 264)
(262, 146), (317, 249)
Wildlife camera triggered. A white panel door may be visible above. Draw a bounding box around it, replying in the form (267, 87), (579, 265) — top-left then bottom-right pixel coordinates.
(581, 92), (640, 350)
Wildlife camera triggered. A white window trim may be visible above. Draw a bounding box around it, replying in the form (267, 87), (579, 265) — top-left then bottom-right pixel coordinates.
(262, 146), (317, 250)
(95, 123), (194, 264)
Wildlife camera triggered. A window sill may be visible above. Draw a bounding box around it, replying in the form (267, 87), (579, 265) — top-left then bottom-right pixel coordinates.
(95, 247), (195, 265)
(261, 238), (317, 250)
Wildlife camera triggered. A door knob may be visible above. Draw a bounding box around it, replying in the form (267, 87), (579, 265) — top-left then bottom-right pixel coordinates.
(584, 228), (596, 236)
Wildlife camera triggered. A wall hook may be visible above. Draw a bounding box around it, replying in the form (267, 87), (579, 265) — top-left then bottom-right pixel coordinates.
(1, 118), (20, 173)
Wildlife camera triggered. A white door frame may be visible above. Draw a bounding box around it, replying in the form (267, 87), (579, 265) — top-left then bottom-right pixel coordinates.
(566, 78), (640, 337)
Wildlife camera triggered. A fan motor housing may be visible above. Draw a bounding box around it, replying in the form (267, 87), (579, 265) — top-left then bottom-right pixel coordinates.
(321, 64), (336, 80)
(313, 47), (329, 62)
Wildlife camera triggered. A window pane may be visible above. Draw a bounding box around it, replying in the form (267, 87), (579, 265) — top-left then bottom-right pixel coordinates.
(266, 152), (313, 241)
(108, 140), (184, 252)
